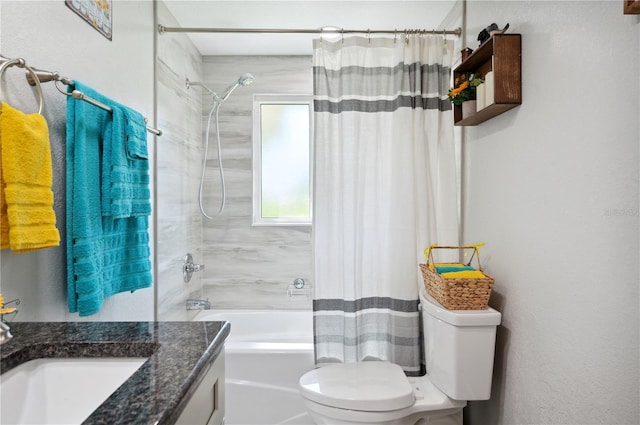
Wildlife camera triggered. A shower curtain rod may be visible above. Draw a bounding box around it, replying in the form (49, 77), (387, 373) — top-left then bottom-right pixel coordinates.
(157, 25), (462, 37)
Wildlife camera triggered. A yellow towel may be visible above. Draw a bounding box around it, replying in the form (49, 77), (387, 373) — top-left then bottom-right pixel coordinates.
(441, 270), (487, 279)
(0, 102), (60, 252)
(0, 141), (8, 249)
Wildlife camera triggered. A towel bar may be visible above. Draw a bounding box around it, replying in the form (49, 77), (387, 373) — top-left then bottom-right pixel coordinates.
(0, 54), (162, 136)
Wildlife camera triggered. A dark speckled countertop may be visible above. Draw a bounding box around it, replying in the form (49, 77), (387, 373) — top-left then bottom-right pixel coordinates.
(0, 321), (230, 425)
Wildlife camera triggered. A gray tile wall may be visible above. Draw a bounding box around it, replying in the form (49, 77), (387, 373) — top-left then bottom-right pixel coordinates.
(156, 25), (314, 313)
(200, 56), (313, 310)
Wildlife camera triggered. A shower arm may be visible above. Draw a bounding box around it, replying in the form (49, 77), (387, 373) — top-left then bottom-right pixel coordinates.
(185, 79), (234, 104)
(185, 78), (214, 96)
(186, 74), (254, 104)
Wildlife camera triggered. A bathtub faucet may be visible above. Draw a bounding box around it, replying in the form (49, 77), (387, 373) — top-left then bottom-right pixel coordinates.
(186, 298), (211, 310)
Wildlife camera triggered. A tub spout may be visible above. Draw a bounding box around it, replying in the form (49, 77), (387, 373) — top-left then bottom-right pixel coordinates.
(186, 299), (211, 310)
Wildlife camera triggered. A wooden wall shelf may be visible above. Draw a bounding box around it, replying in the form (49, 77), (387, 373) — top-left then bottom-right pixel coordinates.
(454, 34), (522, 126)
(624, 0), (640, 14)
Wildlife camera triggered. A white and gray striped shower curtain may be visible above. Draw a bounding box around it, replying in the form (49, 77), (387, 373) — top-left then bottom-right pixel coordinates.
(312, 34), (459, 374)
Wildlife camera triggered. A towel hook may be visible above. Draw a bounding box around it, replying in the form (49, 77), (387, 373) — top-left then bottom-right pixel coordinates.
(0, 58), (44, 114)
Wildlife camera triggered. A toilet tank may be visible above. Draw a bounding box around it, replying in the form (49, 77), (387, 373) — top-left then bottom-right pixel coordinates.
(420, 289), (501, 401)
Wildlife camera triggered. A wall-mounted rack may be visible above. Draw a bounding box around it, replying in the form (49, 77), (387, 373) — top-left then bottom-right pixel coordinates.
(453, 34), (522, 126)
(0, 54), (161, 136)
(624, 0), (640, 14)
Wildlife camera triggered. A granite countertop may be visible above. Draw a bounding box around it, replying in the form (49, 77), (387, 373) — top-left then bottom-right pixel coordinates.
(0, 321), (230, 424)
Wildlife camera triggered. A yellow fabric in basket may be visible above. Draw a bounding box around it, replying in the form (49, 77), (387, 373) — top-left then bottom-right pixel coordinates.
(441, 270), (486, 279)
(428, 263), (466, 270)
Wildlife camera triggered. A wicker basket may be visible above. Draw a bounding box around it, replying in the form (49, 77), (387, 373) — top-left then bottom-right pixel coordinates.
(419, 245), (494, 310)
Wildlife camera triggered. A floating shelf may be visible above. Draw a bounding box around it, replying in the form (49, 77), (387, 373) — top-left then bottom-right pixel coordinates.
(624, 0), (640, 14)
(454, 34), (522, 126)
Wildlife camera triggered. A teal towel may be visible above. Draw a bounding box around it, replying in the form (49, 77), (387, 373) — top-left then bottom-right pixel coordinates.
(125, 109), (149, 160)
(66, 81), (152, 317)
(435, 265), (475, 274)
(101, 100), (151, 218)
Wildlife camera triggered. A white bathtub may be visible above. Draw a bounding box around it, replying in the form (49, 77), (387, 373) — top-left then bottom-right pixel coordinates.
(195, 309), (315, 425)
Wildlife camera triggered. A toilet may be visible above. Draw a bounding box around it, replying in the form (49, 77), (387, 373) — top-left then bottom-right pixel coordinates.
(298, 289), (501, 425)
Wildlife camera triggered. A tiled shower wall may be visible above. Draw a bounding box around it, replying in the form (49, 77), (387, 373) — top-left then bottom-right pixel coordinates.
(155, 4), (314, 313)
(155, 2), (205, 320)
(200, 56), (313, 310)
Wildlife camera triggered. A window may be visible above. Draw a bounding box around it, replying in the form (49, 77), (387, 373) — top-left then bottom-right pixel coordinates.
(252, 94), (313, 226)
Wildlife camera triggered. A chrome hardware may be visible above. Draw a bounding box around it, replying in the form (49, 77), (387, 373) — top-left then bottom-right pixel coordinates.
(0, 321), (13, 345)
(0, 55), (44, 114)
(183, 253), (205, 283)
(0, 54), (161, 135)
(25, 67), (73, 86)
(288, 278), (311, 298)
(186, 299), (211, 310)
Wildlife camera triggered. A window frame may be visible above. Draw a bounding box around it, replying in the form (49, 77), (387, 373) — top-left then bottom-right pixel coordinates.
(252, 94), (314, 227)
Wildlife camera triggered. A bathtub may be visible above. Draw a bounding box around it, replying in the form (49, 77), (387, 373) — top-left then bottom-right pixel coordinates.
(195, 309), (315, 425)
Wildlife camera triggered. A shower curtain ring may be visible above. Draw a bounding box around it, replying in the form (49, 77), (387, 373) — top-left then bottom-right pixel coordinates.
(341, 28), (344, 44)
(367, 28), (371, 43)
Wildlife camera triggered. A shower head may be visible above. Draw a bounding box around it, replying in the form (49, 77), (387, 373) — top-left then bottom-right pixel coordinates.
(238, 73), (255, 86)
(218, 73), (255, 102)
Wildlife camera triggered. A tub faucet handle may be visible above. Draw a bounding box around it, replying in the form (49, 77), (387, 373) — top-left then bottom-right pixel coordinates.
(183, 253), (205, 283)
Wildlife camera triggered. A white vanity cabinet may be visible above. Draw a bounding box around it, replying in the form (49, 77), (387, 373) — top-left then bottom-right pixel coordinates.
(177, 351), (225, 425)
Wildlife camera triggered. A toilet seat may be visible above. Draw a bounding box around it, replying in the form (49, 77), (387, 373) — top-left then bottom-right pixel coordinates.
(299, 362), (415, 412)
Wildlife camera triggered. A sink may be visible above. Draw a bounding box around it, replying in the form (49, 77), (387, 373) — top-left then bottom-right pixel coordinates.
(1, 357), (147, 424)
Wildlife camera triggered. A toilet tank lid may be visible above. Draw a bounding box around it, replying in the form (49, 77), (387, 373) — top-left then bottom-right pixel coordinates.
(420, 289), (502, 326)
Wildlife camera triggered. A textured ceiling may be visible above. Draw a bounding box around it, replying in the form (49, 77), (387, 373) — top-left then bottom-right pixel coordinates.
(162, 1), (458, 55)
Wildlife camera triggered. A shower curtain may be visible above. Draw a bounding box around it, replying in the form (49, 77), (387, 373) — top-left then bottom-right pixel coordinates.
(312, 34), (458, 374)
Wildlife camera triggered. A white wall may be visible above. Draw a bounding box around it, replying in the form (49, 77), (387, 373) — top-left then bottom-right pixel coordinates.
(0, 1), (155, 321)
(462, 2), (639, 424)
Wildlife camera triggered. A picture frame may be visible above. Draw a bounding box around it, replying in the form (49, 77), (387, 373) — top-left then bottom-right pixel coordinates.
(65, 0), (113, 40)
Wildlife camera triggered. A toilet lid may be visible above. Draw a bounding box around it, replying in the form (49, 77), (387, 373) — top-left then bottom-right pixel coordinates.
(299, 362), (415, 412)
